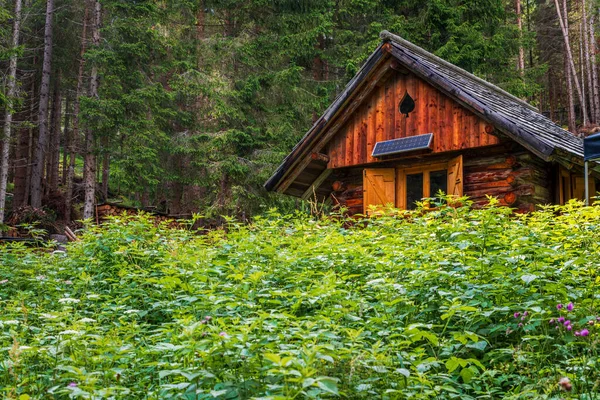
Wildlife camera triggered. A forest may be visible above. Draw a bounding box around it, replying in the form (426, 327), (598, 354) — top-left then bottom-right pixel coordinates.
(0, 0), (598, 224)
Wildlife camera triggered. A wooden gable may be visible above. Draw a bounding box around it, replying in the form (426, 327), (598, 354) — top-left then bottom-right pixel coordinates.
(327, 70), (500, 169)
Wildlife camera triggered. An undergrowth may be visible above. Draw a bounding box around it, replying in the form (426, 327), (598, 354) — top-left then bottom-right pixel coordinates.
(1, 199), (599, 399)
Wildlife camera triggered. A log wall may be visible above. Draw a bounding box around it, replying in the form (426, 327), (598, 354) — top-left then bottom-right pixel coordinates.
(327, 70), (501, 169)
(330, 150), (551, 215)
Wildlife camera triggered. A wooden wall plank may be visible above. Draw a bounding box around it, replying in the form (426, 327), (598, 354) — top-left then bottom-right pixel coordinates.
(344, 116), (354, 166)
(375, 85), (385, 144)
(415, 79), (427, 135)
(479, 120), (488, 146)
(366, 96), (375, 163)
(452, 102), (460, 149)
(355, 106), (366, 164)
(384, 77), (395, 141)
(428, 84), (438, 145)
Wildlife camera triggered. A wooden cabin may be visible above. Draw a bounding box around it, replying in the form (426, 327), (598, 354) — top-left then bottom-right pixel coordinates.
(265, 31), (596, 214)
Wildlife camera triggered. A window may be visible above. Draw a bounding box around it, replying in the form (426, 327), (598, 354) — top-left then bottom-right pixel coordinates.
(363, 155), (462, 212)
(402, 169), (448, 209)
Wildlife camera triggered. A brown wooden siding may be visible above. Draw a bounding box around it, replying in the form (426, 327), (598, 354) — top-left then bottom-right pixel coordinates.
(327, 71), (500, 168)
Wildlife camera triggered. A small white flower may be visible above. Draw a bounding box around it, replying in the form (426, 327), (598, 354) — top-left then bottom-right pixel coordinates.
(40, 313), (58, 319)
(59, 330), (81, 336)
(124, 309), (140, 314)
(78, 318), (96, 323)
(58, 298), (80, 304)
(0, 279), (8, 284)
(3, 320), (20, 325)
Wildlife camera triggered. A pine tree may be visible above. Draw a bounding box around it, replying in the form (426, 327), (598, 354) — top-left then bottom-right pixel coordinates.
(0, 0), (22, 223)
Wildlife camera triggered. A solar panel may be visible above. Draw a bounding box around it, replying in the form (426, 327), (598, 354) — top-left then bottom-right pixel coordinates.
(371, 134), (433, 157)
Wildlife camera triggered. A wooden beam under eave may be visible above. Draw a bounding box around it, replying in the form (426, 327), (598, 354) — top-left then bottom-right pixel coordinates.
(311, 152), (330, 163)
(277, 58), (394, 193)
(301, 169), (332, 200)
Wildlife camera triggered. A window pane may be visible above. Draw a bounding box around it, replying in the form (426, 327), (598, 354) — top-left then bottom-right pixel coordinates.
(406, 173), (424, 209)
(430, 170), (448, 197)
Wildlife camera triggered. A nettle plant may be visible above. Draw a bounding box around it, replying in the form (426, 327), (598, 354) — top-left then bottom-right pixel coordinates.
(0, 200), (599, 399)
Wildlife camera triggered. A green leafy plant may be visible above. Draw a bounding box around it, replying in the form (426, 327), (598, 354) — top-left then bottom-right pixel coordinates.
(1, 202), (600, 398)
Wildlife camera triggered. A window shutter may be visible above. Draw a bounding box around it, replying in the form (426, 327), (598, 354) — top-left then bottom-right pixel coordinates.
(447, 155), (463, 197)
(363, 168), (395, 214)
(573, 176), (587, 202)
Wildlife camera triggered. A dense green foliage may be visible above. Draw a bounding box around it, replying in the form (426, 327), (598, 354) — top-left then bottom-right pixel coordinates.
(2, 0), (552, 218)
(1, 201), (600, 398)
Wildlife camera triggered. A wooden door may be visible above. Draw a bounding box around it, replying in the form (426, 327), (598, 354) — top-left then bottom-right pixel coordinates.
(447, 155), (463, 197)
(363, 168), (395, 215)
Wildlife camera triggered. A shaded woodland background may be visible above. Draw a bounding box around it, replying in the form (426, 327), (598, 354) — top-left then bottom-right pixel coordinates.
(0, 0), (598, 225)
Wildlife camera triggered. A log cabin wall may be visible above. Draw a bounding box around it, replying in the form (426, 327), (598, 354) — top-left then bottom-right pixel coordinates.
(327, 70), (501, 169)
(331, 148), (551, 215)
(463, 152), (551, 213)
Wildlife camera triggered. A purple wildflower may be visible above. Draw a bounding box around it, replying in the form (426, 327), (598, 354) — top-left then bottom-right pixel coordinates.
(219, 331), (229, 338)
(523, 311), (528, 316)
(514, 312), (521, 318)
(575, 331), (580, 336)
(559, 377), (572, 392)
(558, 316), (565, 323)
(567, 325), (573, 331)
(564, 320), (571, 326)
(204, 316), (212, 321)
(518, 323), (523, 328)
(567, 302), (574, 311)
(549, 319), (555, 324)
(557, 303), (563, 310)
(68, 382), (77, 388)
(521, 316), (526, 321)
(580, 329), (590, 337)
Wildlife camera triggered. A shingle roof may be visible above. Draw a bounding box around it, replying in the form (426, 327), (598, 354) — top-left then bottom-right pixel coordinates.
(265, 31), (584, 192)
(381, 31), (583, 160)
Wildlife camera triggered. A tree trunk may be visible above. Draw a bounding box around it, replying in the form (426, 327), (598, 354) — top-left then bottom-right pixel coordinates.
(83, 0), (101, 220)
(565, 52), (577, 132)
(549, 68), (556, 121)
(66, 2), (89, 223)
(47, 74), (61, 194)
(555, 0), (587, 127)
(0, 0), (23, 223)
(589, 13), (600, 124)
(579, 21), (588, 128)
(582, 0), (596, 123)
(30, 0), (54, 208)
(516, 0), (525, 74)
(101, 137), (109, 200)
(62, 96), (71, 183)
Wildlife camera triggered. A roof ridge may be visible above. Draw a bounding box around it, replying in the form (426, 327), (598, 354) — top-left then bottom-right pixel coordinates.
(379, 30), (538, 112)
